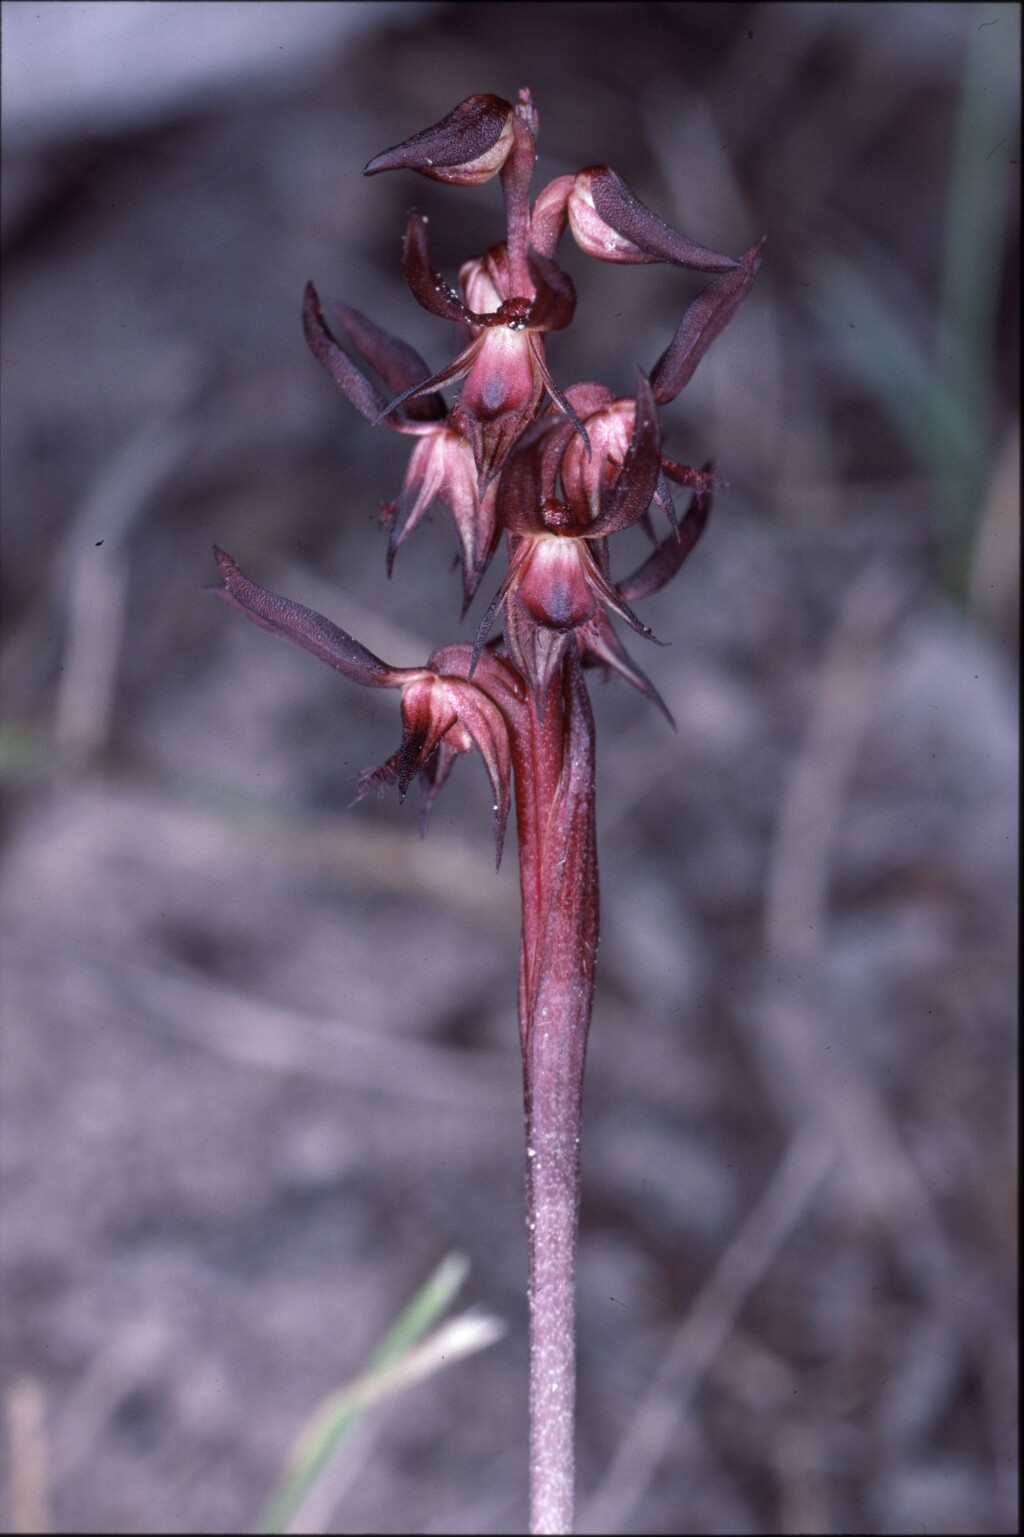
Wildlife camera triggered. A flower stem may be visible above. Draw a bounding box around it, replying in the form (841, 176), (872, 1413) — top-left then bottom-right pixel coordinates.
(510, 649), (599, 1534)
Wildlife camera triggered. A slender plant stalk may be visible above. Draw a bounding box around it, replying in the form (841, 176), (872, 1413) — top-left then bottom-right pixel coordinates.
(511, 653), (598, 1533)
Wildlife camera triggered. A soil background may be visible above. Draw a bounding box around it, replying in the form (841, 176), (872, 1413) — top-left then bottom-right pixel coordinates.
(1, 3), (1018, 1533)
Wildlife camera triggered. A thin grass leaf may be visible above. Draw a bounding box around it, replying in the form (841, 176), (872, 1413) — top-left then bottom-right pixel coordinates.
(253, 1255), (503, 1535)
(935, 6), (1018, 588)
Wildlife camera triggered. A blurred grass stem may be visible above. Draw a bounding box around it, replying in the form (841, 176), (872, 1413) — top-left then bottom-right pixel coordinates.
(254, 1255), (503, 1535)
(935, 3), (1018, 591)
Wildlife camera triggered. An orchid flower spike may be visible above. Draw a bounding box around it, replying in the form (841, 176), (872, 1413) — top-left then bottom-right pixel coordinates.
(215, 88), (765, 1537)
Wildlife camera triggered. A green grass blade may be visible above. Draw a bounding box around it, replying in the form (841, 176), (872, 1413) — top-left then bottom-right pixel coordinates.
(253, 1254), (501, 1535)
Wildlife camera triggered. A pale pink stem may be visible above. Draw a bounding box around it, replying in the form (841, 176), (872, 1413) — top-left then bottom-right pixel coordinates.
(509, 650), (598, 1534)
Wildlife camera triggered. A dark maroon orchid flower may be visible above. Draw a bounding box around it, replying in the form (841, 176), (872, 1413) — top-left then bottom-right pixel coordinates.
(471, 373), (667, 704)
(302, 283), (498, 610)
(470, 373), (715, 710)
(378, 213), (586, 490)
(207, 547), (512, 861)
(364, 89), (539, 293)
(216, 89), (764, 1536)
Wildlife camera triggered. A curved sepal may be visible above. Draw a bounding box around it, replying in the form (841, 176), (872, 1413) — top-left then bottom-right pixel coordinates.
(376, 343), (481, 424)
(529, 175), (575, 258)
(207, 548), (404, 688)
(302, 283), (389, 423)
(584, 371), (661, 538)
(525, 250), (577, 333)
(330, 302), (445, 420)
(579, 611), (674, 727)
(364, 94), (516, 186)
(471, 541), (530, 675)
(616, 475), (713, 601)
(570, 166), (739, 271)
(441, 676), (514, 865)
(650, 237), (766, 403)
(402, 211), (474, 324)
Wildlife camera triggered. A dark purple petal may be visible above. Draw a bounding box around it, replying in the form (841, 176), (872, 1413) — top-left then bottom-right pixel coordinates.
(364, 94), (515, 185)
(207, 547), (402, 688)
(583, 371), (661, 538)
(302, 283), (388, 422)
(402, 211), (474, 325)
(376, 339), (482, 423)
(496, 414), (577, 535)
(616, 478), (713, 601)
(495, 444), (546, 537)
(581, 166), (740, 271)
(650, 237), (766, 403)
(330, 302), (445, 420)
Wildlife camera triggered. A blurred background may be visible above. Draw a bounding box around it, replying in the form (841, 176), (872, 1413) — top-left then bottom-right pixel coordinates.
(1, 3), (1018, 1532)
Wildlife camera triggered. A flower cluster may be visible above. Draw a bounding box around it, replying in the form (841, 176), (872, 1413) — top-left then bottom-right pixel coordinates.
(212, 89), (762, 853)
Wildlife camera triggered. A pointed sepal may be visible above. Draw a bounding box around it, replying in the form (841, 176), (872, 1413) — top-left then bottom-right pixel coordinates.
(207, 548), (405, 687)
(616, 475), (713, 601)
(364, 94), (516, 186)
(302, 283), (389, 423)
(650, 237), (766, 403)
(569, 166), (739, 271)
